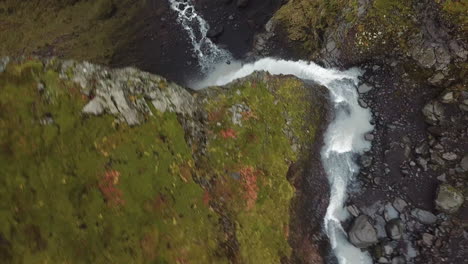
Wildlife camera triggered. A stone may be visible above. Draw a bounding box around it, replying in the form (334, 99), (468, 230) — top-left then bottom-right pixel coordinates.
(418, 47), (436, 68)
(375, 215), (388, 239)
(428, 72), (445, 85)
(364, 133), (374, 141)
(360, 155), (373, 168)
(422, 233), (434, 247)
(384, 203), (399, 221)
(393, 198), (408, 213)
(411, 209), (437, 225)
(441, 92), (454, 103)
(37, 82), (45, 93)
(449, 40), (468, 59)
(0, 57), (9, 73)
(435, 184), (464, 214)
(374, 177), (382, 185)
(442, 152), (458, 161)
(459, 155), (468, 171)
(348, 215), (378, 248)
(378, 257), (390, 263)
(416, 157), (428, 171)
(437, 174), (447, 182)
(422, 101), (444, 125)
(83, 97), (105, 115)
(347, 204), (360, 218)
(358, 83), (373, 93)
(386, 219), (404, 240)
(326, 40), (336, 52)
(359, 98), (368, 108)
(391, 256), (406, 264)
(415, 142), (429, 155)
(383, 243), (394, 255)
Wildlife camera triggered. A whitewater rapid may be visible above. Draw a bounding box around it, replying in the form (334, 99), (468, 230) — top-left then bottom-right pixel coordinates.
(199, 59), (375, 264)
(168, 0), (232, 72)
(169, 2), (375, 263)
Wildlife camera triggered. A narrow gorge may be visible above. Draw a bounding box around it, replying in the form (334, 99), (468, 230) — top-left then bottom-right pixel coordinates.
(0, 0), (466, 264)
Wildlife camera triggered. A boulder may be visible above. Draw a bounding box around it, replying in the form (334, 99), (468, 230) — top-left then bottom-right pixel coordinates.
(360, 155), (373, 168)
(411, 209), (437, 225)
(422, 101), (444, 125)
(435, 184), (464, 214)
(392, 198), (408, 213)
(348, 215), (378, 248)
(386, 219), (403, 240)
(422, 233), (434, 247)
(441, 92), (454, 103)
(358, 83), (373, 93)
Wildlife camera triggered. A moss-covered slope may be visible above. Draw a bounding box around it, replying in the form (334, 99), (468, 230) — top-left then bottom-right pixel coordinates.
(0, 58), (328, 263)
(0, 0), (144, 65)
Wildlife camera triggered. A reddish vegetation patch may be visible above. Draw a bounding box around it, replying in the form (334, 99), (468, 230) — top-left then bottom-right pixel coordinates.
(220, 128), (237, 139)
(240, 166), (259, 210)
(241, 110), (258, 121)
(98, 170), (125, 207)
(203, 190), (211, 206)
(208, 109), (225, 122)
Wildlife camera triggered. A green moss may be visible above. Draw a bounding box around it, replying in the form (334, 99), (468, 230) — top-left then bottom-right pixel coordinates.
(0, 60), (323, 263)
(199, 76), (321, 263)
(438, 0), (468, 28)
(274, 0), (351, 58)
(0, 0), (144, 65)
(0, 60), (225, 264)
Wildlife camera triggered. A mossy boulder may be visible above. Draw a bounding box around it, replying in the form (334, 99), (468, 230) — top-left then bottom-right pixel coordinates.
(0, 57), (328, 263)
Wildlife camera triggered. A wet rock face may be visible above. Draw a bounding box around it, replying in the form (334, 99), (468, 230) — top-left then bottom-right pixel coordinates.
(349, 215), (378, 248)
(435, 184), (464, 214)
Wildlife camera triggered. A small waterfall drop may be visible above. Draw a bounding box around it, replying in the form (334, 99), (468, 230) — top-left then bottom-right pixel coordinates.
(168, 0), (232, 72)
(167, 2), (375, 263)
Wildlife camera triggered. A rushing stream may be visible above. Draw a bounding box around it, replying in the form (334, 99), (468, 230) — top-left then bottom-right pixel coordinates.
(169, 2), (375, 263)
(167, 0), (232, 72)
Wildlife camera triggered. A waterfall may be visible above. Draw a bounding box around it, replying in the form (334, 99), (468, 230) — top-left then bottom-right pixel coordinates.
(168, 0), (232, 72)
(196, 59), (374, 264)
(168, 2), (375, 263)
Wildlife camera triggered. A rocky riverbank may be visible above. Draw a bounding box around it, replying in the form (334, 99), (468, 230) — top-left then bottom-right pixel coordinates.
(254, 0), (467, 263)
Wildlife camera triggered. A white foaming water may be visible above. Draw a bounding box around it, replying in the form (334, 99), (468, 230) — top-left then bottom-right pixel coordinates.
(168, 2), (374, 262)
(199, 58), (374, 264)
(168, 0), (232, 72)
